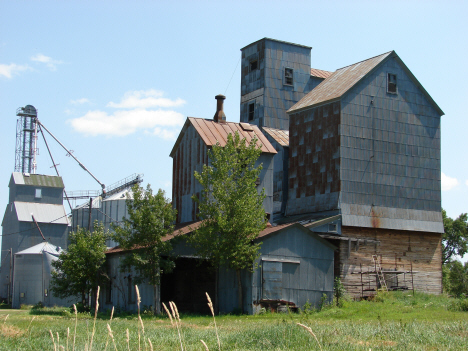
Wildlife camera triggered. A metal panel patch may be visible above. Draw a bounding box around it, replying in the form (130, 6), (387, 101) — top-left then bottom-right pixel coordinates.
(262, 261), (282, 300)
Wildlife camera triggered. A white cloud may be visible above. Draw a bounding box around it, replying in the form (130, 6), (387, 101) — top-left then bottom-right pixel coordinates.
(152, 127), (179, 140)
(107, 89), (186, 109)
(71, 98), (90, 105)
(441, 172), (459, 191)
(30, 54), (63, 71)
(0, 63), (31, 78)
(69, 109), (184, 137)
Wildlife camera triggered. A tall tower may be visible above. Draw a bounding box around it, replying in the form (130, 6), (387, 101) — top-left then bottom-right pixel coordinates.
(240, 38), (314, 130)
(15, 105), (38, 174)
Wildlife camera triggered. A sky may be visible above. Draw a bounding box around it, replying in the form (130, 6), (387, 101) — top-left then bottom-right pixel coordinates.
(1, 1), (467, 260)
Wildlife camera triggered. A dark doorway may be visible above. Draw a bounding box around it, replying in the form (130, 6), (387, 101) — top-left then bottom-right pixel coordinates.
(161, 257), (216, 314)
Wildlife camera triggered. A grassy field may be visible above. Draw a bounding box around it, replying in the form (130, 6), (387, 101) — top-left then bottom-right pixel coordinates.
(1, 291), (468, 350)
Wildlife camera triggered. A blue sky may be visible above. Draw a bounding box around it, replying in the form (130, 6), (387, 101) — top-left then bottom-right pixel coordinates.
(1, 1), (467, 259)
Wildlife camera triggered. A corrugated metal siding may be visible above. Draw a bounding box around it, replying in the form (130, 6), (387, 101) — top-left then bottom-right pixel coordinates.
(286, 102), (341, 215)
(263, 130), (289, 214)
(252, 225), (335, 309)
(172, 124), (208, 223)
(339, 55), (443, 232)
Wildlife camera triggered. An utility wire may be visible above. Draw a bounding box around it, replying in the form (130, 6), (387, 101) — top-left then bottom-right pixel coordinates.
(0, 212), (71, 237)
(224, 56), (241, 95)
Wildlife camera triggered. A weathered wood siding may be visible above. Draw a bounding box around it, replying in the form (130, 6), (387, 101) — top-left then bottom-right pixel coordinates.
(337, 226), (442, 297)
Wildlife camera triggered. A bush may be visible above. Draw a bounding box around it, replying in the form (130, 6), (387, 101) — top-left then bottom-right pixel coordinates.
(333, 277), (346, 307)
(448, 298), (468, 312)
(32, 301), (44, 309)
(70, 302), (90, 313)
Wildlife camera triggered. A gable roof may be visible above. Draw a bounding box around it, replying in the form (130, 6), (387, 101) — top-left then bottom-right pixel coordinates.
(289, 52), (392, 113)
(262, 127), (289, 147)
(170, 118), (277, 157)
(288, 51), (444, 116)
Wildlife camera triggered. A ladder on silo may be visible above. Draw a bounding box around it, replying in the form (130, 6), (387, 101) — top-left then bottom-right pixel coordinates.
(372, 255), (387, 291)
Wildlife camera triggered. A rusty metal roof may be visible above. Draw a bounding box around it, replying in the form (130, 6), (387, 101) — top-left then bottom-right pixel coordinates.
(289, 52), (393, 113)
(290, 51), (444, 116)
(170, 118), (277, 157)
(310, 68), (333, 79)
(262, 127), (289, 147)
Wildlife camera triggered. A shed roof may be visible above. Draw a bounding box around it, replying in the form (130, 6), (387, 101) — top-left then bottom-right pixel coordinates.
(13, 201), (69, 224)
(106, 221), (307, 254)
(289, 51), (444, 116)
(170, 118), (277, 157)
(310, 68), (333, 79)
(262, 127), (289, 147)
(16, 241), (64, 255)
(11, 172), (64, 188)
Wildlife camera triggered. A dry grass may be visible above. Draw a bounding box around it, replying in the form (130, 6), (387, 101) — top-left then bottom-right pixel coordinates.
(0, 324), (25, 338)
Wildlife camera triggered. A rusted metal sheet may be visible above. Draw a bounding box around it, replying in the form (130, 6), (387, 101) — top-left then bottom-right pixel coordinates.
(262, 261), (282, 300)
(286, 101), (341, 215)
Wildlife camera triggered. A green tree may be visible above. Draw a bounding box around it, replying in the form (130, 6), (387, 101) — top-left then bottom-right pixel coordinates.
(446, 260), (468, 297)
(112, 184), (177, 313)
(442, 209), (468, 264)
(51, 223), (109, 309)
(190, 132), (267, 313)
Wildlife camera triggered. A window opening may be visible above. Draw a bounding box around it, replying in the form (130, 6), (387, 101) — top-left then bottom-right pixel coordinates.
(387, 73), (397, 94)
(106, 279), (112, 303)
(248, 103), (255, 121)
(128, 275), (135, 304)
(35, 188), (42, 199)
(249, 59), (258, 72)
(284, 68), (293, 85)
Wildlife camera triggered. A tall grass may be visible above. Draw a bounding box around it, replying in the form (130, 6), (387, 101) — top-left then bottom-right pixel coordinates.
(1, 290), (468, 350)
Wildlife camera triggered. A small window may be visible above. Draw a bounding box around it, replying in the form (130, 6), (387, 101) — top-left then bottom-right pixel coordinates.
(35, 188), (42, 199)
(328, 223), (337, 232)
(284, 68), (293, 85)
(248, 103), (255, 121)
(249, 59), (258, 72)
(387, 73), (397, 94)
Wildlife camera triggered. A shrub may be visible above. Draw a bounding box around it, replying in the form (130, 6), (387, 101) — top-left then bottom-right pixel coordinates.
(32, 301), (44, 309)
(333, 277), (346, 307)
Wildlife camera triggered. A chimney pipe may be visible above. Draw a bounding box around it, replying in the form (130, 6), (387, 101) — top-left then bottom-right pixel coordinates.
(213, 94), (226, 123)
